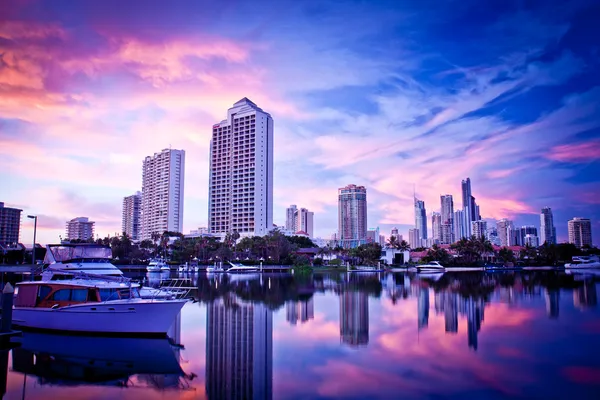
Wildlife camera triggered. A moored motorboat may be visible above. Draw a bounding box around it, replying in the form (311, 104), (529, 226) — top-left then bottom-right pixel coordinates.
(147, 258), (169, 272)
(39, 244), (176, 299)
(417, 261), (446, 273)
(565, 255), (600, 269)
(13, 279), (187, 336)
(227, 262), (260, 273)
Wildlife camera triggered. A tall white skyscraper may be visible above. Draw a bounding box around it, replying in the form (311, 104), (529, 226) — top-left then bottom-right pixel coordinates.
(209, 98), (273, 236)
(285, 205), (297, 232)
(496, 219), (513, 247)
(122, 191), (141, 241)
(440, 195), (454, 244)
(141, 148), (185, 240)
(461, 177), (480, 237)
(540, 207), (556, 245)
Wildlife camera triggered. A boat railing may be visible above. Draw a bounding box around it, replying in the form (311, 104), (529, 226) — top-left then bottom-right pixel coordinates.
(52, 269), (133, 284)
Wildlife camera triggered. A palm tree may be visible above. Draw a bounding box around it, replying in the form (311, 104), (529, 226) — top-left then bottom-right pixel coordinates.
(398, 240), (410, 252)
(386, 235), (400, 249)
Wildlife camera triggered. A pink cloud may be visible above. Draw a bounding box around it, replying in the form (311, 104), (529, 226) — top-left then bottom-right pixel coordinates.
(547, 140), (600, 162)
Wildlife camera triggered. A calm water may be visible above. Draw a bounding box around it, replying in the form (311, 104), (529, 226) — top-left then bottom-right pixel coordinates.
(3, 270), (600, 399)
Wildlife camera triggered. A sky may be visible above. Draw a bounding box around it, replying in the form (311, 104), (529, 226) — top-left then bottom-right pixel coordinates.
(1, 0), (599, 245)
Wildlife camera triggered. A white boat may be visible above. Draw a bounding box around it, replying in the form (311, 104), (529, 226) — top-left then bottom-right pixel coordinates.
(147, 258), (169, 272)
(39, 244), (176, 299)
(12, 279), (187, 336)
(227, 262), (260, 273)
(565, 255), (600, 269)
(417, 261), (446, 273)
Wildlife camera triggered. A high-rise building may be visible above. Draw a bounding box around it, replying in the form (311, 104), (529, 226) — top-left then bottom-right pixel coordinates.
(414, 198), (427, 240)
(408, 228), (421, 249)
(454, 210), (465, 240)
(122, 192), (141, 241)
(206, 298), (273, 400)
(209, 98), (273, 236)
(286, 298), (314, 325)
(338, 184), (367, 248)
(568, 218), (592, 248)
(367, 227), (380, 244)
(141, 148), (185, 240)
(296, 208), (314, 238)
(340, 290), (369, 346)
(285, 205), (297, 232)
(391, 227), (399, 237)
(487, 226), (501, 246)
(520, 226), (538, 246)
(0, 202), (22, 245)
(440, 195), (454, 244)
(65, 217), (95, 241)
(472, 220), (488, 239)
(540, 207), (556, 245)
(523, 234), (539, 247)
(496, 219), (513, 247)
(508, 226), (521, 246)
(431, 212), (442, 243)
(461, 178), (481, 237)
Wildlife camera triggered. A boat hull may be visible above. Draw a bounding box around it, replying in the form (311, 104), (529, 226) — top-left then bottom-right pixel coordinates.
(565, 262), (600, 269)
(13, 299), (186, 336)
(417, 267), (446, 273)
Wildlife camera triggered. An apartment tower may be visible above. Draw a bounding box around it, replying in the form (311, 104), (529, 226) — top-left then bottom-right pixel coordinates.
(540, 207), (557, 245)
(122, 191), (141, 241)
(209, 98), (273, 236)
(285, 205), (297, 232)
(141, 149), (185, 240)
(0, 202), (22, 245)
(65, 217), (95, 241)
(440, 195), (454, 244)
(568, 218), (592, 248)
(338, 184), (367, 247)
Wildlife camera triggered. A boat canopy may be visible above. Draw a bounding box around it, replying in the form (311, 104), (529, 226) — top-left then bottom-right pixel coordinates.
(44, 245), (112, 264)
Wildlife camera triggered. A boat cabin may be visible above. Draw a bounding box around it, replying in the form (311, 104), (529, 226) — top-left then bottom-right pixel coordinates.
(15, 282), (140, 308)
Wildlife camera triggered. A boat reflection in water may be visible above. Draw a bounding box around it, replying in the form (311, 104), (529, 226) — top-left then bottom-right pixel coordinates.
(206, 295), (273, 400)
(11, 312), (195, 391)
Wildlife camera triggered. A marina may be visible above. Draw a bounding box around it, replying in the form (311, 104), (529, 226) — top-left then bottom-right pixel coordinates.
(0, 269), (599, 399)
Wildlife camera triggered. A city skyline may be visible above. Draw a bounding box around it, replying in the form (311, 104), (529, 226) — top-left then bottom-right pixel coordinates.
(1, 0), (599, 245)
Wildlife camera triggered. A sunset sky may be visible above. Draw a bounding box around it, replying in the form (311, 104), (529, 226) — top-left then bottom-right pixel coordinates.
(1, 0), (599, 245)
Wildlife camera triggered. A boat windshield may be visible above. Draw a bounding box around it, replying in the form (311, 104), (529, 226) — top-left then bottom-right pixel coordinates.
(45, 246), (112, 263)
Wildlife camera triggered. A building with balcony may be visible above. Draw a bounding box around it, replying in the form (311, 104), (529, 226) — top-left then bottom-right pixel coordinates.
(209, 98), (273, 236)
(65, 217), (95, 241)
(141, 148), (185, 240)
(0, 202), (22, 245)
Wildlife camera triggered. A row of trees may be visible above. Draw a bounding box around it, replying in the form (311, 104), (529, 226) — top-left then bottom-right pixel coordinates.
(419, 236), (597, 266)
(68, 230), (318, 265)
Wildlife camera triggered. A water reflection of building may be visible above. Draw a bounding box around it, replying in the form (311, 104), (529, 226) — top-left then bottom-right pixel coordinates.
(435, 291), (458, 333)
(465, 297), (485, 350)
(435, 290), (485, 350)
(286, 298), (314, 325)
(418, 287), (429, 330)
(206, 298), (273, 400)
(545, 289), (560, 318)
(573, 281), (598, 309)
(340, 290), (369, 346)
